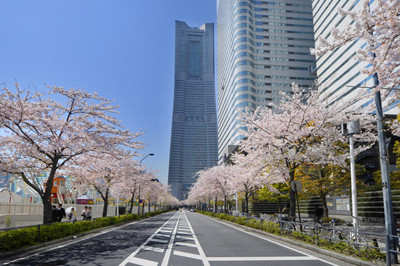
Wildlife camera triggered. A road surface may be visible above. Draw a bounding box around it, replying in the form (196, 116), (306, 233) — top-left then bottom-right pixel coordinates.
(1, 211), (348, 265)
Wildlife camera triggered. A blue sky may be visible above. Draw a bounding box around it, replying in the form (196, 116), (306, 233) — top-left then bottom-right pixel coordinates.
(0, 0), (217, 185)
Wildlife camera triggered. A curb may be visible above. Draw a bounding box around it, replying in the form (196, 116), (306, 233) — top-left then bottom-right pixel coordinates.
(201, 214), (384, 266)
(0, 212), (169, 261)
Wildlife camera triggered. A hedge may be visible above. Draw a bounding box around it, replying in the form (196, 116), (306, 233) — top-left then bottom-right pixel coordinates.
(0, 210), (168, 252)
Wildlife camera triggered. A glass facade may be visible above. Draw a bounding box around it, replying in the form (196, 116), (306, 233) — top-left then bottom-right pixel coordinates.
(312, 0), (397, 114)
(217, 0), (317, 162)
(168, 21), (218, 200)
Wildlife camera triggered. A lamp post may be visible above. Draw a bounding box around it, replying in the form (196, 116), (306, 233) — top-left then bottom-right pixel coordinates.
(138, 153), (154, 215)
(341, 120), (360, 233)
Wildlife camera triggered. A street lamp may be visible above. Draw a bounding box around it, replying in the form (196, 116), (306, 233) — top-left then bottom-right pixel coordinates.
(341, 120), (360, 233)
(138, 153), (154, 215)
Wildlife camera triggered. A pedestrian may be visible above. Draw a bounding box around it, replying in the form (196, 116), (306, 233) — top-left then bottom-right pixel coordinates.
(52, 205), (58, 223)
(68, 207), (77, 223)
(57, 203), (66, 222)
(81, 206), (88, 220)
(86, 206), (92, 221)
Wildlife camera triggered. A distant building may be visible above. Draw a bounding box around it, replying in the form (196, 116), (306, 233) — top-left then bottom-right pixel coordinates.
(168, 21), (218, 200)
(217, 0), (317, 162)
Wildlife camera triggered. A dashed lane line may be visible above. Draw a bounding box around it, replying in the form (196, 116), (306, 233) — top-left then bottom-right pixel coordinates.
(161, 212), (181, 266)
(118, 212), (178, 266)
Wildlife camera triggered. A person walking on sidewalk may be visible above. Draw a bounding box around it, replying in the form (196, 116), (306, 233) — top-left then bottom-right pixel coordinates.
(57, 204), (66, 222)
(86, 206), (92, 221)
(68, 207), (77, 223)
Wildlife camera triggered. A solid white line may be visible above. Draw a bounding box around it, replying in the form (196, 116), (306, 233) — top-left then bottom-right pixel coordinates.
(173, 250), (202, 260)
(183, 211), (210, 266)
(161, 213), (180, 266)
(175, 242), (198, 248)
(208, 256), (319, 261)
(119, 212), (178, 266)
(201, 214), (338, 266)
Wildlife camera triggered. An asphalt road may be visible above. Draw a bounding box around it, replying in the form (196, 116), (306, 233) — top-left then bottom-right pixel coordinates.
(1, 211), (347, 265)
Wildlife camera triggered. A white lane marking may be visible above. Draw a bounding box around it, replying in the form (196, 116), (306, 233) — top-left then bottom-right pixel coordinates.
(127, 257), (158, 266)
(183, 211), (210, 266)
(3, 217), (145, 265)
(176, 235), (194, 240)
(208, 256), (320, 261)
(173, 250), (202, 260)
(201, 214), (338, 266)
(161, 213), (180, 266)
(150, 239), (169, 243)
(155, 233), (170, 237)
(177, 231), (192, 235)
(119, 212), (178, 266)
(178, 228), (191, 231)
(159, 229), (172, 233)
(175, 242), (198, 248)
(142, 246), (164, 253)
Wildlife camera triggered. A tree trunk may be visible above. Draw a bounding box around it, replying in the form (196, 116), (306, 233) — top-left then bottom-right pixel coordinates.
(320, 194), (329, 218)
(245, 191), (249, 214)
(289, 171), (296, 219)
(214, 196), (217, 213)
(224, 195), (227, 213)
(129, 194), (135, 214)
(102, 189), (109, 217)
(43, 161), (59, 224)
(148, 200), (151, 213)
(277, 197), (282, 213)
(137, 189), (141, 215)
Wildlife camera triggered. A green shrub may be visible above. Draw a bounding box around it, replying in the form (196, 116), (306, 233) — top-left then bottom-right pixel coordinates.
(5, 216), (12, 228)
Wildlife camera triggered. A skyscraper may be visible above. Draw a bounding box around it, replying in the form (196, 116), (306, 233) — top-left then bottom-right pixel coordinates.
(311, 0), (398, 114)
(168, 21), (218, 200)
(217, 0), (317, 161)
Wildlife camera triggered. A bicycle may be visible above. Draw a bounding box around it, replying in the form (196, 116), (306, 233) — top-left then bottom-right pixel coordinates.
(326, 217), (369, 250)
(303, 217), (323, 235)
(277, 215), (298, 234)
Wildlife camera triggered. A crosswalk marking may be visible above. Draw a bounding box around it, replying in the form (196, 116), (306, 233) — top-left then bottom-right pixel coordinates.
(175, 242), (198, 248)
(143, 246), (165, 253)
(173, 250), (202, 260)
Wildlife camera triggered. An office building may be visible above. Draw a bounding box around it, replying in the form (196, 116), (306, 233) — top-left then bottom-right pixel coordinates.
(217, 0), (317, 161)
(168, 21), (218, 200)
(311, 0), (398, 114)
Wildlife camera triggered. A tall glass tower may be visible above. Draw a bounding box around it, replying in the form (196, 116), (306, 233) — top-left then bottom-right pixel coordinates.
(168, 21), (218, 200)
(217, 0), (317, 162)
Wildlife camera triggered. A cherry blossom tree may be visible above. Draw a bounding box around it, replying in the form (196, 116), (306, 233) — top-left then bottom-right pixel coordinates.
(237, 84), (375, 217)
(71, 151), (139, 217)
(0, 84), (143, 223)
(188, 165), (235, 213)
